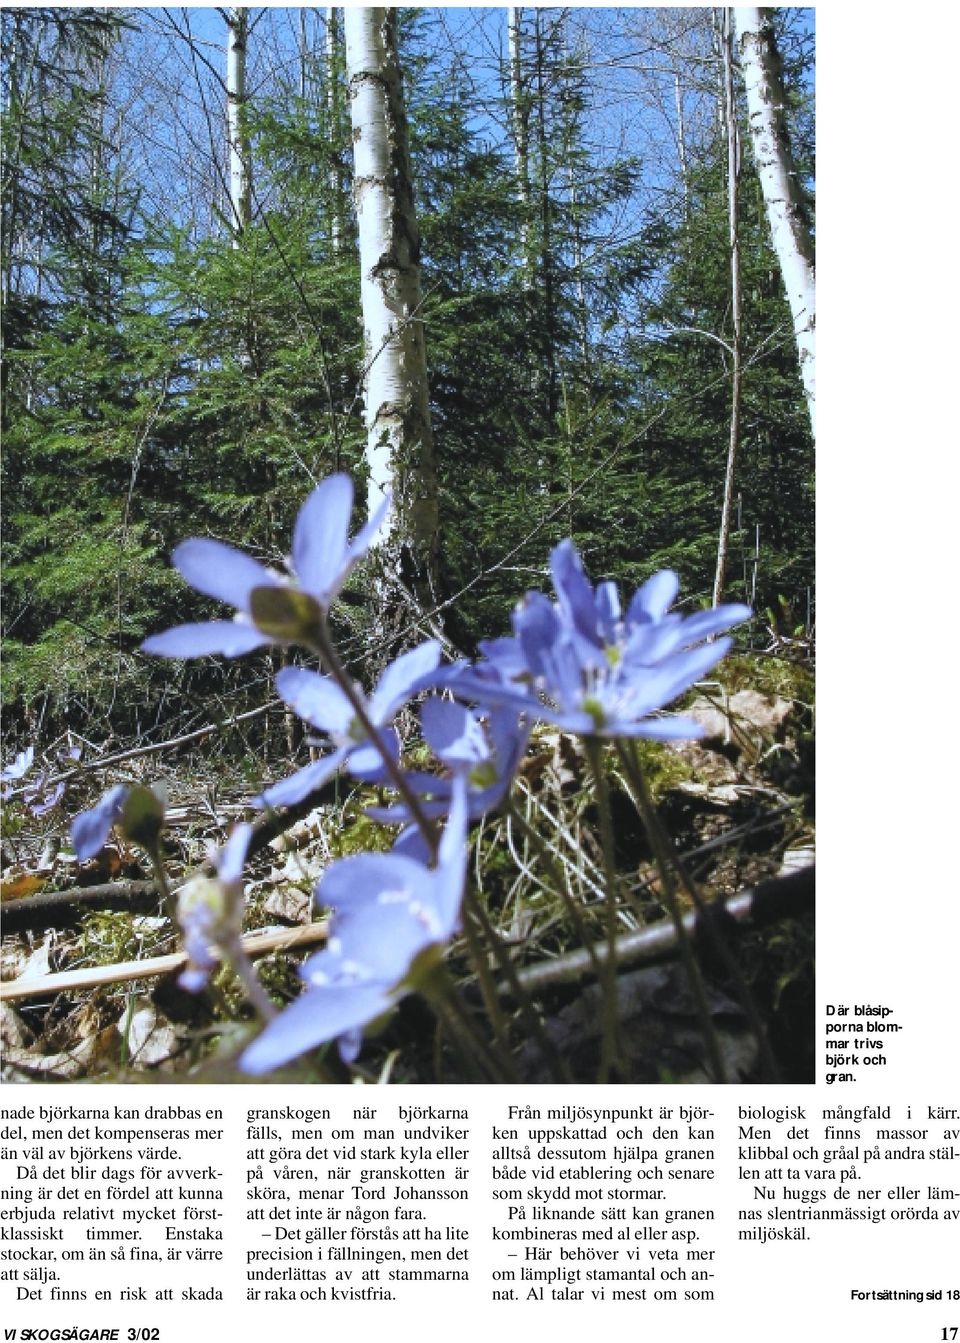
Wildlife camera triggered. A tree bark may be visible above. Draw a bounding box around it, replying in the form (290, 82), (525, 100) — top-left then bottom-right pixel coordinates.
(713, 7), (743, 608)
(673, 70), (690, 221)
(225, 6), (251, 240)
(344, 7), (439, 612)
(734, 6), (815, 431)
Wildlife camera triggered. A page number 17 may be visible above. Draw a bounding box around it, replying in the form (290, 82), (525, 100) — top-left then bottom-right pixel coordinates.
(941, 1329), (958, 1340)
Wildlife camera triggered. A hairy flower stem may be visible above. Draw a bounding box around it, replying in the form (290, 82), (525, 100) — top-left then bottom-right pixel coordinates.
(615, 742), (728, 1083)
(144, 841), (179, 927)
(311, 617), (441, 859)
(584, 740), (625, 1084)
(464, 887), (571, 1084)
(223, 936), (277, 1023)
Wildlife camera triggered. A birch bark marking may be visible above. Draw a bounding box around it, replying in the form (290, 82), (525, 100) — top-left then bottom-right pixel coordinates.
(344, 7), (438, 600)
(225, 6), (251, 240)
(734, 7), (815, 431)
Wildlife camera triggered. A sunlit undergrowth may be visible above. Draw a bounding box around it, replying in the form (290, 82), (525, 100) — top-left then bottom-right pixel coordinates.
(3, 686), (813, 1084)
(2, 477), (814, 1085)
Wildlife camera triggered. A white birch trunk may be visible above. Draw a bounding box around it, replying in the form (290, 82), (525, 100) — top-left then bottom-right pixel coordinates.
(225, 6), (251, 240)
(673, 70), (690, 220)
(344, 7), (438, 592)
(734, 6), (815, 431)
(713, 7), (743, 607)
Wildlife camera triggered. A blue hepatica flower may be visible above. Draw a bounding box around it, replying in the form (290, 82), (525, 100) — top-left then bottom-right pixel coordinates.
(257, 639), (445, 805)
(442, 540), (751, 739)
(366, 698), (529, 825)
(142, 474), (390, 659)
(1, 746), (34, 792)
(177, 823), (252, 993)
(240, 777), (468, 1073)
(0, 744), (67, 814)
(71, 784), (130, 860)
(254, 640), (441, 809)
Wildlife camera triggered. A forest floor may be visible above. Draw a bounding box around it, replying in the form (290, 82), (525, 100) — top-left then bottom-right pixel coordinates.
(0, 651), (814, 1086)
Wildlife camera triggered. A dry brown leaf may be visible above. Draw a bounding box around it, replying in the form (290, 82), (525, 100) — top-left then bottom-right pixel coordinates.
(123, 1000), (181, 1067)
(263, 883), (312, 924)
(268, 808), (326, 853)
(0, 869), (48, 900)
(0, 1002), (31, 1050)
(2, 1027), (117, 1080)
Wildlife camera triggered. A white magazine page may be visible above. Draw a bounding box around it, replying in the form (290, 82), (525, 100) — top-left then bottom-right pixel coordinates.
(2, 3), (957, 1342)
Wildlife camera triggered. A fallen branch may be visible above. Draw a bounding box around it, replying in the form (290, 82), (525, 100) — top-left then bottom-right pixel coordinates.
(2, 881), (162, 933)
(1, 921), (329, 1003)
(504, 864), (814, 997)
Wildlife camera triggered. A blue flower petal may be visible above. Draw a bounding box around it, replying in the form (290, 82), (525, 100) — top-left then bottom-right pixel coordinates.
(291, 475), (353, 601)
(331, 893), (444, 983)
(172, 538), (277, 612)
(651, 636), (732, 704)
(550, 540), (599, 644)
(437, 773), (468, 878)
(1, 746), (34, 783)
(255, 751), (346, 809)
(71, 785), (129, 860)
(142, 621), (271, 659)
(369, 640), (441, 722)
(275, 667), (354, 734)
(344, 489), (392, 568)
(430, 669), (537, 716)
(488, 707), (530, 768)
(595, 581), (622, 643)
(476, 637), (528, 678)
(392, 827), (433, 863)
(349, 728), (399, 779)
(514, 592), (563, 680)
(217, 823), (254, 884)
(240, 981), (395, 1074)
(630, 715), (706, 740)
(677, 604), (752, 647)
(623, 614), (686, 665)
(628, 569), (680, 624)
(420, 698), (488, 765)
(319, 853), (425, 915)
(337, 1028), (365, 1064)
(28, 782), (65, 816)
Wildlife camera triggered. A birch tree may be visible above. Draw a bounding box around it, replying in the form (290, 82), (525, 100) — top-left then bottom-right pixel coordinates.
(713, 7), (743, 607)
(224, 6), (251, 239)
(734, 7), (815, 430)
(344, 6), (439, 608)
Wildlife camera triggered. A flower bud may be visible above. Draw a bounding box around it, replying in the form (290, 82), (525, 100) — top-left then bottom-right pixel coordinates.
(250, 585), (323, 643)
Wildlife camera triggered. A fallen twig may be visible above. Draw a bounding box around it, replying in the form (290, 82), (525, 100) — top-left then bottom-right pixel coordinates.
(1, 921), (329, 1002)
(37, 702), (277, 789)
